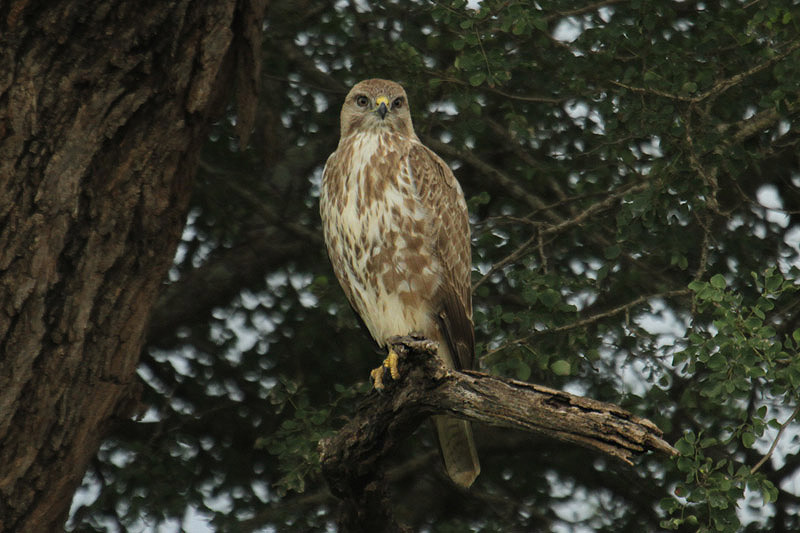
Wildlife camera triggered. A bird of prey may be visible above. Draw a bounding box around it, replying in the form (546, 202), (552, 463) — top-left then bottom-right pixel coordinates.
(319, 78), (480, 488)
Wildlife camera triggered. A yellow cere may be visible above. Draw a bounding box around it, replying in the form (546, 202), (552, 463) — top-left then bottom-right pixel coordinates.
(375, 96), (389, 107)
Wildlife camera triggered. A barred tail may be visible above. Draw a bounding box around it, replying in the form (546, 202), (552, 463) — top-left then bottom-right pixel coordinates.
(433, 415), (480, 488)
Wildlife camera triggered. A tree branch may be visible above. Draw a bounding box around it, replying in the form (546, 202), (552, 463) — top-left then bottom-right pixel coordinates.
(319, 337), (676, 532)
(146, 228), (310, 347)
(751, 403), (800, 475)
(608, 40), (800, 104)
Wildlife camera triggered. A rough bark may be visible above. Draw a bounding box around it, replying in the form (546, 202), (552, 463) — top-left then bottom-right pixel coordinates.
(319, 337), (677, 532)
(0, 1), (266, 531)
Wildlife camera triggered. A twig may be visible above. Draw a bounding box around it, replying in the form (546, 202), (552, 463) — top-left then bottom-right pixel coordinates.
(751, 404), (800, 474)
(609, 40), (800, 104)
(475, 26), (493, 84)
(473, 233), (539, 290)
(683, 108), (721, 212)
(484, 86), (564, 104)
(546, 0), (627, 21)
(471, 180), (649, 291)
(481, 289), (691, 360)
(423, 136), (555, 217)
(693, 212), (712, 282)
(608, 80), (691, 102)
(695, 41), (800, 104)
(538, 230), (548, 274)
(540, 181), (649, 238)
(426, 72), (562, 104)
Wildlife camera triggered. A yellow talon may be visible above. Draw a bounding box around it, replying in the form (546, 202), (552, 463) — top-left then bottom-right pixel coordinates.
(385, 348), (400, 380)
(370, 347), (401, 390)
(370, 365), (386, 390)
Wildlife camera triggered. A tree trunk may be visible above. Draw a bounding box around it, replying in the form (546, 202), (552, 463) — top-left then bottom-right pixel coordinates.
(0, 1), (265, 531)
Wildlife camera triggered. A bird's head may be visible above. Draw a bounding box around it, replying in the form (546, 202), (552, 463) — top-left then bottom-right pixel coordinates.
(339, 79), (415, 138)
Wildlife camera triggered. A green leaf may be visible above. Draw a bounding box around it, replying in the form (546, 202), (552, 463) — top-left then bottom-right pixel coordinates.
(644, 70), (659, 82)
(760, 326), (777, 338)
(744, 316), (762, 330)
(470, 191), (491, 205)
(708, 490), (729, 509)
(707, 353), (727, 371)
(710, 274), (727, 289)
(675, 437), (694, 455)
(676, 456), (694, 472)
(660, 497), (680, 512)
(688, 280), (705, 292)
(766, 271), (783, 291)
(604, 244), (621, 259)
(516, 361), (531, 381)
(550, 360), (571, 376)
(742, 432), (756, 448)
(699, 437), (718, 448)
(469, 72), (486, 86)
(538, 289), (561, 308)
(763, 480), (779, 502)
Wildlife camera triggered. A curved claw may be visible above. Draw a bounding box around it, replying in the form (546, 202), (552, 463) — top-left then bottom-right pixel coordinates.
(370, 348), (401, 390)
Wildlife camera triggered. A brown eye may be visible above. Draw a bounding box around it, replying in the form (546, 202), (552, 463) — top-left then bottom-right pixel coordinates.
(392, 97), (404, 109)
(355, 95), (369, 107)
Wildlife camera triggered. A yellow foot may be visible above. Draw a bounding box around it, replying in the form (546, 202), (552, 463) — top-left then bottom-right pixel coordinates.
(370, 347), (401, 390)
(385, 348), (400, 379)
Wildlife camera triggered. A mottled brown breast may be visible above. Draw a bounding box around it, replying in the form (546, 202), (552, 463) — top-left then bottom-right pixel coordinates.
(320, 131), (444, 345)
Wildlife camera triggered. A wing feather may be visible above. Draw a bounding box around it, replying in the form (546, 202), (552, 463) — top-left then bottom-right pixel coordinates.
(408, 143), (474, 370)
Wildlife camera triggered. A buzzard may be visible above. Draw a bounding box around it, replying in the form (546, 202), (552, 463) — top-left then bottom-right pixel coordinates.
(319, 79), (480, 488)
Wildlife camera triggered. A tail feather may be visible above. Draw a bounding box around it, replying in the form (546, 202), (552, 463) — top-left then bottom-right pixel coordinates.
(433, 415), (480, 488)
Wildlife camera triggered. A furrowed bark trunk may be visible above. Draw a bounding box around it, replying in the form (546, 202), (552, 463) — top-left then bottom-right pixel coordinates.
(0, 0), (265, 531)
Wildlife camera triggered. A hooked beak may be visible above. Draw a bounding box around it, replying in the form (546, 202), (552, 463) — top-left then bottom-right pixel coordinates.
(375, 96), (389, 119)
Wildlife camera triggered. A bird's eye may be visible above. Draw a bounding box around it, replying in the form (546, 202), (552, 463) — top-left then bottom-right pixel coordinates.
(355, 95), (369, 107)
(392, 97), (404, 109)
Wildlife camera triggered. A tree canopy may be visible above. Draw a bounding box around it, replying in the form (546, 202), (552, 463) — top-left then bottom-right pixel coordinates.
(67, 1), (800, 532)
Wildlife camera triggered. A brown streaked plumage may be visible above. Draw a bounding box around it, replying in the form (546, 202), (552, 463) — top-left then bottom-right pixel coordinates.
(319, 79), (480, 488)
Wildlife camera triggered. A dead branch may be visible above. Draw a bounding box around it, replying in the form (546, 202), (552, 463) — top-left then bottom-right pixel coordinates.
(319, 337), (676, 532)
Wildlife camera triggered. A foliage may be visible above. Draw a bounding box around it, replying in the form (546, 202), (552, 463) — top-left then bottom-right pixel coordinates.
(68, 1), (800, 532)
(664, 268), (798, 532)
(258, 378), (367, 496)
